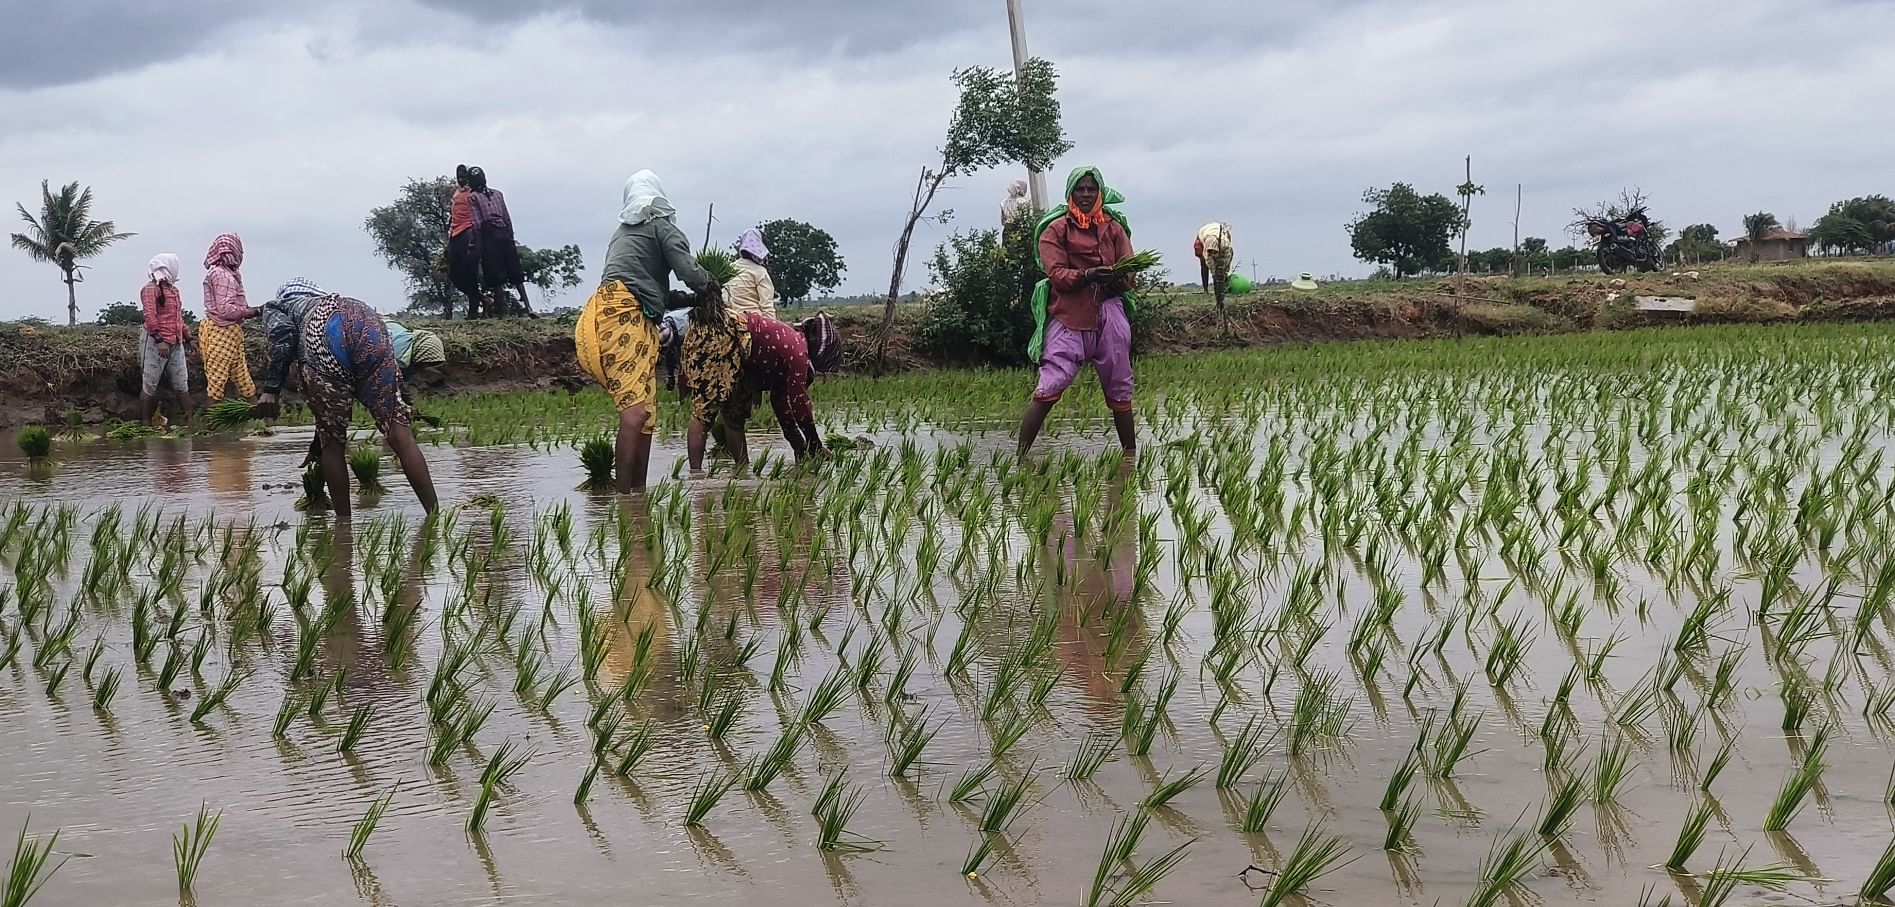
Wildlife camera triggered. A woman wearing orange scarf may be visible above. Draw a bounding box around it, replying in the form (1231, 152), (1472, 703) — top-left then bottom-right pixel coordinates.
(1018, 165), (1136, 457)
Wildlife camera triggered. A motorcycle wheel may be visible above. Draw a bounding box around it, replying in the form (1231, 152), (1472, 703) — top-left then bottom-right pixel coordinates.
(1596, 247), (1626, 275)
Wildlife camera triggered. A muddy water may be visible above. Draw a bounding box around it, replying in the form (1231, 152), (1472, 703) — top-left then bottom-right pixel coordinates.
(0, 420), (1883, 907)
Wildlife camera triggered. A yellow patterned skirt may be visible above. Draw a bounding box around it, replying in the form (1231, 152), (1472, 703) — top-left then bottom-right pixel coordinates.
(574, 280), (661, 433)
(199, 320), (255, 402)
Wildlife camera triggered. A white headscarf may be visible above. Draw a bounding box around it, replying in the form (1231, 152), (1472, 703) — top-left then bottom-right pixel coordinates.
(619, 170), (677, 226)
(148, 253), (181, 285)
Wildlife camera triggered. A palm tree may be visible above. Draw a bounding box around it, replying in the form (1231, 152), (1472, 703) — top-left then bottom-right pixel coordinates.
(1741, 211), (1780, 264)
(10, 180), (135, 325)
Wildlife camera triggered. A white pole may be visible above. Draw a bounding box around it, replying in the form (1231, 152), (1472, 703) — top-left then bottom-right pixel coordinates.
(1005, 0), (1049, 210)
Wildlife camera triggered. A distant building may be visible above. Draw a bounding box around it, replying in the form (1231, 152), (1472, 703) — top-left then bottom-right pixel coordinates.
(1733, 229), (1810, 262)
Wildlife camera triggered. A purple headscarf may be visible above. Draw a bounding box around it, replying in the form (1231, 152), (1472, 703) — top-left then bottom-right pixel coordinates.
(737, 228), (770, 262)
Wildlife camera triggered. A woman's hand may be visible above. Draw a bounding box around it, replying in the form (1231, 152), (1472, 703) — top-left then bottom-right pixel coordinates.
(1082, 267), (1113, 284)
(253, 394), (281, 419)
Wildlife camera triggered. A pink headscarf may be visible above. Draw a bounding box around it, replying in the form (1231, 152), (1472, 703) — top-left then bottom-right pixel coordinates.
(204, 233), (243, 271)
(737, 228), (770, 262)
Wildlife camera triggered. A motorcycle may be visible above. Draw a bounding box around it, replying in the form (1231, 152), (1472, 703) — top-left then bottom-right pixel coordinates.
(1585, 206), (1660, 274)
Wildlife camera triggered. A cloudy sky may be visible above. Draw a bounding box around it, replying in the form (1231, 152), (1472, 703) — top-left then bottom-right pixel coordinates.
(1, 0), (1888, 320)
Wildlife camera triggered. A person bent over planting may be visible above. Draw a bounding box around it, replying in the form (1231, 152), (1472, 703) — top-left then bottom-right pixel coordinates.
(574, 170), (719, 492)
(1195, 221), (1235, 316)
(140, 253), (195, 427)
(682, 288), (825, 471)
(253, 278), (439, 520)
(1018, 166), (1138, 457)
(200, 233), (263, 403)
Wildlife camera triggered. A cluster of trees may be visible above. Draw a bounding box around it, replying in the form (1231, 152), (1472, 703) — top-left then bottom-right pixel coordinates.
(1809, 196), (1895, 255)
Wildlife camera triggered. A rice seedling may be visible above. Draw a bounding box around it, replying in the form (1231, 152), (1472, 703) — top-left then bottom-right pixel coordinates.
(467, 741), (532, 833)
(813, 776), (881, 853)
(1665, 798), (1714, 871)
(338, 705), (373, 753)
(950, 760), (998, 803)
(706, 694), (744, 741)
(201, 399), (255, 433)
(156, 644), (184, 696)
(575, 759), (601, 806)
(1064, 731), (1115, 781)
(1593, 734), (1636, 804)
(1763, 725), (1827, 831)
(683, 770), (738, 828)
(91, 666), (121, 712)
(1257, 824), (1356, 907)
(1215, 715), (1270, 789)
(613, 721), (656, 776)
(1466, 828), (1548, 907)
(344, 784), (398, 859)
(1858, 836), (1895, 903)
(172, 803), (222, 894)
(978, 768), (1034, 834)
(16, 427), (52, 460)
(1538, 773), (1585, 840)
(1429, 712), (1484, 779)
(577, 436), (615, 492)
(743, 724), (805, 792)
(299, 463), (331, 511)
(961, 834), (995, 879)
(1701, 738), (1734, 791)
(1699, 847), (1798, 907)
(2, 817), (66, 907)
(888, 707), (942, 778)
(801, 667), (852, 726)
(1139, 764), (1207, 812)
(1239, 771), (1289, 834)
(189, 668), (250, 724)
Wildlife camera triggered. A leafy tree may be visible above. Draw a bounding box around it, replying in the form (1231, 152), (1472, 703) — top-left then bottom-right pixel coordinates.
(1668, 224), (1725, 264)
(879, 59), (1073, 365)
(1740, 211), (1780, 262)
(916, 226), (1041, 365)
(1808, 196), (1895, 255)
(755, 219), (846, 303)
(365, 175), (583, 317)
(1345, 183), (1465, 277)
(95, 301), (142, 326)
(10, 180), (135, 325)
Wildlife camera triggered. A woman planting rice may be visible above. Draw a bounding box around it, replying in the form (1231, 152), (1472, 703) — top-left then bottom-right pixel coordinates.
(574, 170), (719, 492)
(681, 287), (825, 471)
(253, 278), (439, 519)
(1017, 165), (1138, 457)
(200, 233), (262, 404)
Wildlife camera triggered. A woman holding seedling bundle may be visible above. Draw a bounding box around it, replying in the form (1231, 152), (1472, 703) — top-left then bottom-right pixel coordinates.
(1017, 166), (1139, 457)
(253, 278), (439, 519)
(574, 170), (720, 492)
(682, 277), (826, 470)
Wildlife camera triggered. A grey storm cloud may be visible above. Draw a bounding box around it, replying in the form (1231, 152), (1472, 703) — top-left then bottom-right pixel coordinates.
(1, 0), (1892, 322)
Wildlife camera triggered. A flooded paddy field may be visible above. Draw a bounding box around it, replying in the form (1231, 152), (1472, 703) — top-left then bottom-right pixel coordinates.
(5, 323), (1895, 906)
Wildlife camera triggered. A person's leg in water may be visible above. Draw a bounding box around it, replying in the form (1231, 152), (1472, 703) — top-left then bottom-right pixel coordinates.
(1096, 299), (1137, 455)
(320, 438), (353, 521)
(384, 422), (439, 513)
(1018, 320), (1086, 457)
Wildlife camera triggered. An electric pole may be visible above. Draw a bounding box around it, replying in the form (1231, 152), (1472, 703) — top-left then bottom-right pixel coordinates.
(1005, 0), (1049, 210)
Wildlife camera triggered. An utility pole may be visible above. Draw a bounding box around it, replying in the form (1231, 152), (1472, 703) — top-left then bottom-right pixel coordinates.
(1005, 0), (1049, 210)
(1511, 183), (1522, 277)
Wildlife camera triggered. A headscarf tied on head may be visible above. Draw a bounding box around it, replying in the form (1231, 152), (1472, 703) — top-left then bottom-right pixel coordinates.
(204, 233), (243, 271)
(466, 166), (488, 191)
(276, 277), (328, 302)
(1064, 165), (1108, 230)
(619, 170), (677, 226)
(737, 228), (770, 262)
(148, 253), (181, 285)
(409, 330), (447, 367)
(1007, 180), (1028, 200)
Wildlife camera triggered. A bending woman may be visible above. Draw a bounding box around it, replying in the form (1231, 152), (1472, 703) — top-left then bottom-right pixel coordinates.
(254, 278), (439, 519)
(575, 170), (718, 492)
(682, 291), (825, 470)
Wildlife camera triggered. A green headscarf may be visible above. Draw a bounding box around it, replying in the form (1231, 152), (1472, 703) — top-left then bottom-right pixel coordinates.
(1027, 165), (1137, 363)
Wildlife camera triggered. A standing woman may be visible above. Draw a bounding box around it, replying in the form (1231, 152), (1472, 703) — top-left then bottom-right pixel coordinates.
(140, 253), (194, 426)
(200, 233), (262, 403)
(1017, 166), (1137, 457)
(724, 228), (778, 320)
(253, 278), (439, 520)
(447, 165), (485, 319)
(574, 170), (719, 492)
(465, 167), (534, 317)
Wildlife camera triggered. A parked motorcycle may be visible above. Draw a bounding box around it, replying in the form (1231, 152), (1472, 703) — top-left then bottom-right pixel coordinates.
(1585, 206), (1660, 274)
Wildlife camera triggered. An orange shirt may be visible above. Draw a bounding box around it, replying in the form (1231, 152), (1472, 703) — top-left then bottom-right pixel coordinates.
(449, 188), (475, 238)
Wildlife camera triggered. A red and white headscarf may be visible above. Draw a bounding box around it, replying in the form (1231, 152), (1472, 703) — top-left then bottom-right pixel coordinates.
(204, 233), (243, 271)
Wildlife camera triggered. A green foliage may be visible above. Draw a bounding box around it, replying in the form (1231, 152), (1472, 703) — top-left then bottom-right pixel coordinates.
(755, 219), (846, 302)
(696, 250), (738, 285)
(516, 244), (587, 299)
(1669, 223), (1726, 264)
(4, 818), (66, 907)
(1743, 211), (1781, 243)
(577, 437), (615, 491)
(1346, 183), (1466, 277)
(943, 60), (1073, 176)
(94, 302), (142, 326)
(9, 180), (135, 325)
(1809, 195), (1895, 254)
(203, 400), (256, 433)
(17, 428), (51, 460)
(349, 448), (387, 494)
(916, 227), (1039, 365)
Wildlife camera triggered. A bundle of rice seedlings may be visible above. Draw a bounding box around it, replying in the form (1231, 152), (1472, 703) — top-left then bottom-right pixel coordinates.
(577, 437), (615, 491)
(696, 250), (738, 285)
(17, 427), (52, 460)
(349, 448), (388, 493)
(202, 400), (256, 433)
(1111, 249), (1164, 275)
(297, 464), (331, 512)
